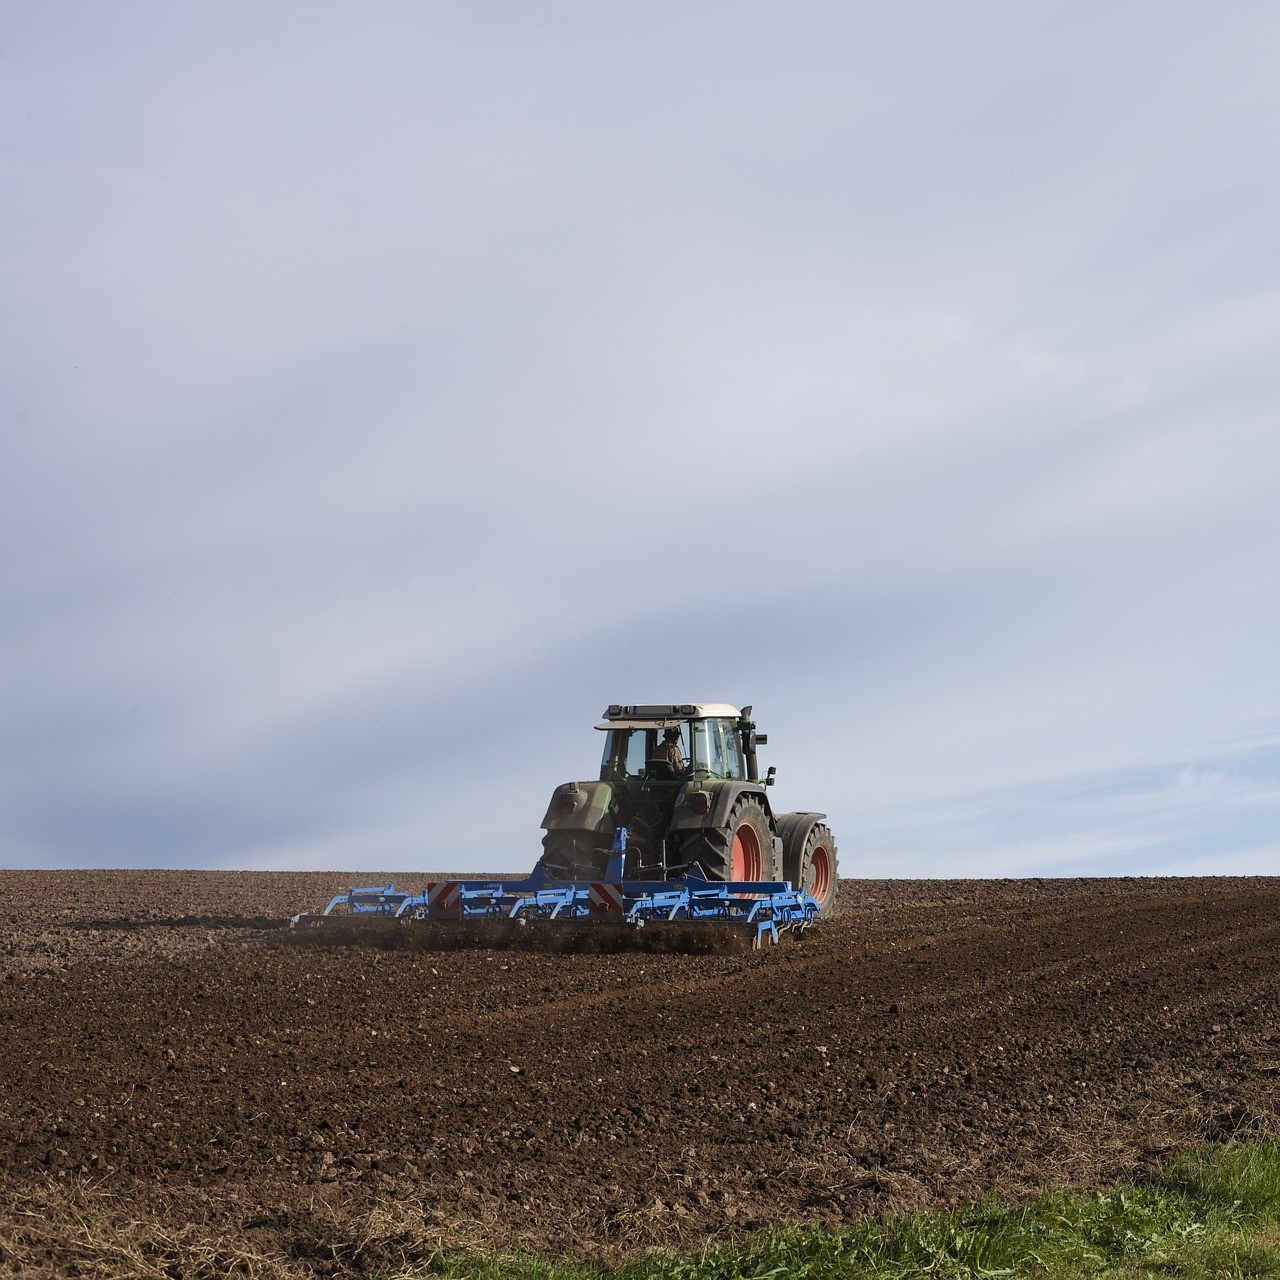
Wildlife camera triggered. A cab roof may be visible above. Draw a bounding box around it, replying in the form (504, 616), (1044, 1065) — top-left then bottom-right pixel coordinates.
(596, 703), (742, 730)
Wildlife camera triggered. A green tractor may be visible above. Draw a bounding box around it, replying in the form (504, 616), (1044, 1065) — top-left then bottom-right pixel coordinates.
(537, 703), (838, 913)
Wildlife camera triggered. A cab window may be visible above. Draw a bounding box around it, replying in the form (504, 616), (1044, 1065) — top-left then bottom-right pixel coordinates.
(715, 719), (745, 779)
(599, 729), (651, 779)
(690, 721), (712, 773)
(689, 719), (745, 779)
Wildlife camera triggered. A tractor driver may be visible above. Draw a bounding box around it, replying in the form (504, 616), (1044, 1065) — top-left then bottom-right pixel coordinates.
(656, 726), (685, 771)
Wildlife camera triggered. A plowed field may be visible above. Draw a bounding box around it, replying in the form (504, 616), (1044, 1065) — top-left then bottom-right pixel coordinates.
(2, 872), (1279, 1268)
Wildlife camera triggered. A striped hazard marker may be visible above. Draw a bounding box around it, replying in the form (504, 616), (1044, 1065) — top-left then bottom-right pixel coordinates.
(588, 882), (624, 919)
(426, 881), (462, 920)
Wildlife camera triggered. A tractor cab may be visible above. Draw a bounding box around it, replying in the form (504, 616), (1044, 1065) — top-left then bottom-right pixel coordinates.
(596, 708), (748, 784)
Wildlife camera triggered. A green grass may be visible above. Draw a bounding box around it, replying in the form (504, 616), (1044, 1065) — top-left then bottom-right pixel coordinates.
(5, 1142), (1278, 1278)
(414, 1142), (1280, 1280)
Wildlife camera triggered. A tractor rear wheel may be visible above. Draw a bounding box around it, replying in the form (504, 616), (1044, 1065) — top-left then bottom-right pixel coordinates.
(536, 832), (608, 881)
(793, 823), (838, 913)
(680, 796), (780, 883)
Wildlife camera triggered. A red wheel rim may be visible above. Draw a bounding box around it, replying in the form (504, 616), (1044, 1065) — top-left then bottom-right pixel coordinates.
(807, 843), (831, 902)
(731, 824), (762, 880)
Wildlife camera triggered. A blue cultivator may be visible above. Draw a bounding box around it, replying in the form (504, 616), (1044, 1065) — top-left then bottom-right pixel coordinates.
(291, 832), (823, 952)
(313, 885), (413, 916)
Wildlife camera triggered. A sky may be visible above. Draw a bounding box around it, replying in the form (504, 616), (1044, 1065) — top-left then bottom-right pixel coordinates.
(2, 2), (1278, 878)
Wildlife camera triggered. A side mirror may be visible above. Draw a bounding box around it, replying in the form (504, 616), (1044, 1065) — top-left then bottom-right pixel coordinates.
(766, 766), (777, 787)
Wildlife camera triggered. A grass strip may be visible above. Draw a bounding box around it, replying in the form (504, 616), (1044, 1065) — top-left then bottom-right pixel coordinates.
(4, 1141), (1279, 1278)
(420, 1141), (1280, 1280)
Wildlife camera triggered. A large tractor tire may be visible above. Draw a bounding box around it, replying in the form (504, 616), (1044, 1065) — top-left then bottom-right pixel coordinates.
(781, 819), (838, 914)
(680, 796), (781, 882)
(536, 832), (610, 881)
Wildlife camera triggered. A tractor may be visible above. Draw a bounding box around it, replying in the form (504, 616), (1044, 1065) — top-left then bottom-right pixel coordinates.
(537, 703), (838, 913)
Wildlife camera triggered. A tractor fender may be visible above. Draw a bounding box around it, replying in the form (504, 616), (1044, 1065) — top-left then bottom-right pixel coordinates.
(775, 810), (830, 878)
(773, 808), (824, 860)
(668, 780), (774, 835)
(540, 780), (615, 835)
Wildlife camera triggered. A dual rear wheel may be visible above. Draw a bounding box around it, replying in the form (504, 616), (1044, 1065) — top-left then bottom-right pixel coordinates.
(536, 832), (610, 881)
(780, 817), (838, 914)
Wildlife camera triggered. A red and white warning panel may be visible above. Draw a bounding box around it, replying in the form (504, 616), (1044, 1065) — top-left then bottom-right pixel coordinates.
(588, 882), (624, 918)
(425, 881), (462, 920)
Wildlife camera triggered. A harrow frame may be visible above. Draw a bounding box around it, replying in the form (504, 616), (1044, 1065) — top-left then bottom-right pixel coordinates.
(292, 833), (824, 949)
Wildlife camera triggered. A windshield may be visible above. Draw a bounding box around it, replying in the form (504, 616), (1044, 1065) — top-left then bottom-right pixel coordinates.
(599, 719), (745, 780)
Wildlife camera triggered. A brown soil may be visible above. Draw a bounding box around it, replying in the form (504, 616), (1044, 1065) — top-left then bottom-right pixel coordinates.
(2, 871), (1278, 1272)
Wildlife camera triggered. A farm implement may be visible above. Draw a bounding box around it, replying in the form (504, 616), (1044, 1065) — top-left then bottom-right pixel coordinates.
(290, 834), (824, 953)
(289, 702), (838, 953)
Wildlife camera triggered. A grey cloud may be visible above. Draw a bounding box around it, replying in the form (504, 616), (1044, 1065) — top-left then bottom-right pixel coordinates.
(2, 2), (1279, 875)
